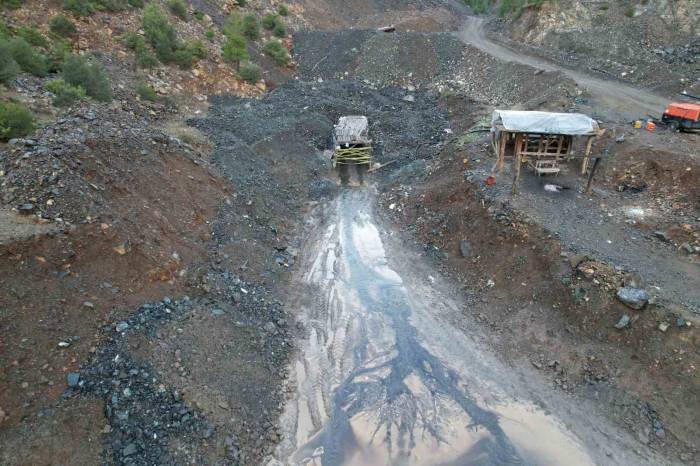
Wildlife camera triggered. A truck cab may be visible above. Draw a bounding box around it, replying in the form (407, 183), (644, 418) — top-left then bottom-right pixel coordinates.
(662, 102), (700, 131)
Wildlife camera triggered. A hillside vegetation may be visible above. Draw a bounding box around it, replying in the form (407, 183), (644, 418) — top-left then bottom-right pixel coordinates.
(0, 0), (295, 140)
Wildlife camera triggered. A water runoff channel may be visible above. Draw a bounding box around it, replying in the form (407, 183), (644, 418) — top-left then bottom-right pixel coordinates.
(271, 187), (605, 466)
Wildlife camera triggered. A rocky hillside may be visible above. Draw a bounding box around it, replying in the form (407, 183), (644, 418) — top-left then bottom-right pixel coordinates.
(0, 0), (296, 146)
(488, 0), (698, 96)
(0, 1), (296, 461)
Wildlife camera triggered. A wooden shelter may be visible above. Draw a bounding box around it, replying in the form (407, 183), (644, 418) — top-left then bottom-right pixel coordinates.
(491, 110), (605, 194)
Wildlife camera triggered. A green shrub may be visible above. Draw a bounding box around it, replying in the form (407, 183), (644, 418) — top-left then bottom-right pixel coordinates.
(142, 4), (179, 62)
(17, 27), (48, 47)
(238, 61), (261, 83)
(193, 9), (204, 20)
(241, 14), (260, 40)
(123, 32), (158, 67)
(1, 0), (24, 9)
(140, 4), (202, 68)
(185, 39), (207, 59)
(222, 33), (247, 68)
(205, 28), (215, 42)
(62, 54), (112, 101)
(236, 0), (246, 6)
(93, 0), (129, 11)
(135, 82), (157, 101)
(50, 15), (77, 37)
(263, 39), (289, 66)
(46, 79), (86, 107)
(167, 0), (188, 21)
(0, 41), (20, 84)
(172, 47), (194, 68)
(0, 101), (34, 141)
(8, 38), (48, 76)
(262, 14), (286, 37)
(136, 44), (158, 67)
(128, 0), (144, 7)
(0, 21), (10, 39)
(47, 40), (73, 72)
(496, 0), (512, 16)
(121, 31), (142, 49)
(223, 13), (242, 37)
(170, 41), (206, 69)
(262, 14), (277, 30)
(465, 0), (489, 14)
(272, 20), (286, 38)
(64, 0), (94, 16)
(624, 6), (634, 17)
(277, 4), (288, 16)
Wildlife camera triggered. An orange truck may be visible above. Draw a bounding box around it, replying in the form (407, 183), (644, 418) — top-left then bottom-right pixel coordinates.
(661, 101), (700, 131)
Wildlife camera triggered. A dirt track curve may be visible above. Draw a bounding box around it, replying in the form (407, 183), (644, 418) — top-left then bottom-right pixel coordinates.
(457, 17), (669, 118)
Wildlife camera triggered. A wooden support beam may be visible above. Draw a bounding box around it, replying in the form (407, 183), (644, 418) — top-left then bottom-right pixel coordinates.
(581, 135), (594, 175)
(585, 157), (601, 194)
(512, 151), (522, 195)
(498, 132), (507, 173)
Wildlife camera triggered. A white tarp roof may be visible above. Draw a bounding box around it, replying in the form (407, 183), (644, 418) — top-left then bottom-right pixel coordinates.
(334, 116), (370, 144)
(492, 110), (599, 136)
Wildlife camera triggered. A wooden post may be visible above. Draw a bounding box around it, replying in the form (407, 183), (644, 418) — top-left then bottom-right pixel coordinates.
(585, 157), (601, 194)
(581, 135), (594, 175)
(512, 150), (522, 195)
(498, 132), (507, 173)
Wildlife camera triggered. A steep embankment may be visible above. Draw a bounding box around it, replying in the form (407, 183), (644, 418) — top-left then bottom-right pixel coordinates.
(488, 0), (699, 96)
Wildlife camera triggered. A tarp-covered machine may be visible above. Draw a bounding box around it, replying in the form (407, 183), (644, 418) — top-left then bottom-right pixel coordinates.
(332, 116), (373, 184)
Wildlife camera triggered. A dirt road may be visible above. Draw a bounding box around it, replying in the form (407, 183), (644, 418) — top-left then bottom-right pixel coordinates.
(456, 17), (669, 118)
(271, 188), (666, 466)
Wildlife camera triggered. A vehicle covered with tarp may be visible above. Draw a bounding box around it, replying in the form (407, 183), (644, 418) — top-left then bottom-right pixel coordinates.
(331, 116), (373, 185)
(332, 116), (373, 167)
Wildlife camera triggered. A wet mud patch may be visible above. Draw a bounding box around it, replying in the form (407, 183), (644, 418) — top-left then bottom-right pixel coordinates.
(270, 189), (653, 465)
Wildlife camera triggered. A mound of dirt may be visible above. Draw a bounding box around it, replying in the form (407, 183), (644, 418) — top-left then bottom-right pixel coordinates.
(294, 29), (580, 108)
(193, 79), (450, 168)
(0, 102), (228, 462)
(294, 0), (464, 31)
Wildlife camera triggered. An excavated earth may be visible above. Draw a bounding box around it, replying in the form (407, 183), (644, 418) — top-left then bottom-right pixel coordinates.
(1, 2), (698, 466)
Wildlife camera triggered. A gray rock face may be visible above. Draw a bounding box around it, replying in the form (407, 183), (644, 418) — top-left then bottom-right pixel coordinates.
(459, 240), (470, 258)
(264, 321), (277, 333)
(18, 203), (35, 214)
(122, 443), (138, 456)
(616, 286), (649, 310)
(66, 372), (80, 387)
(614, 314), (631, 329)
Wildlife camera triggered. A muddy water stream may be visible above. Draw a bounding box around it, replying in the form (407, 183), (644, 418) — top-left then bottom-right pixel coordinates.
(273, 189), (597, 465)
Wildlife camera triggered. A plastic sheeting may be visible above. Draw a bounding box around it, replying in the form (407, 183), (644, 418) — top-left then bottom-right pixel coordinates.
(334, 116), (370, 145)
(492, 110), (599, 136)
